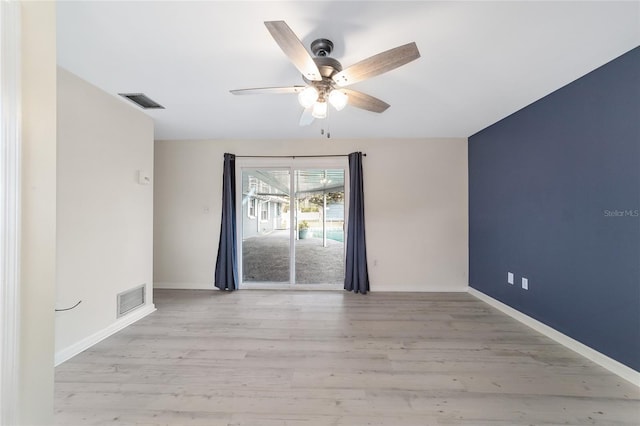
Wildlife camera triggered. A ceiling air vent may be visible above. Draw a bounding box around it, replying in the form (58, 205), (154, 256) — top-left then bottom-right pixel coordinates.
(118, 93), (165, 109)
(117, 284), (146, 318)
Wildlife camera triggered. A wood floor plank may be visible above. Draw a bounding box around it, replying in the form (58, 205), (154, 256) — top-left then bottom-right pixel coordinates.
(55, 289), (640, 425)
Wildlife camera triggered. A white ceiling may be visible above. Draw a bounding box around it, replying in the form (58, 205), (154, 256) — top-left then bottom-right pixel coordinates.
(56, 1), (640, 140)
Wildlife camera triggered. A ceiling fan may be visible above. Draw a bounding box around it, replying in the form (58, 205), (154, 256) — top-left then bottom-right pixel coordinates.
(230, 21), (420, 126)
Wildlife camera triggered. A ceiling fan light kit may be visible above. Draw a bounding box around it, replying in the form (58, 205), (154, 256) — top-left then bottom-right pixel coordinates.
(231, 20), (420, 126)
(312, 101), (328, 119)
(328, 90), (348, 111)
(298, 86), (318, 108)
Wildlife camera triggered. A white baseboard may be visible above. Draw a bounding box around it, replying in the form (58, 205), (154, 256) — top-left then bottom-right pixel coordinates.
(468, 287), (639, 387)
(374, 284), (469, 292)
(154, 281), (214, 290)
(55, 304), (156, 366)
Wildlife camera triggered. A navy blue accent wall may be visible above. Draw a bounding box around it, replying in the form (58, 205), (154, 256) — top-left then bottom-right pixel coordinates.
(469, 47), (640, 371)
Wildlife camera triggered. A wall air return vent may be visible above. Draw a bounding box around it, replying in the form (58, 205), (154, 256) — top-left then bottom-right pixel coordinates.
(117, 284), (146, 318)
(118, 93), (165, 109)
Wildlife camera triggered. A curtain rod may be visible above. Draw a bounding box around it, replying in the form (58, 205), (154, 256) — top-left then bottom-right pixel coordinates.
(235, 153), (366, 158)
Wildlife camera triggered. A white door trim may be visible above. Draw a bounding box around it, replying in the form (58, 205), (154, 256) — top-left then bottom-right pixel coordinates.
(0, 1), (22, 425)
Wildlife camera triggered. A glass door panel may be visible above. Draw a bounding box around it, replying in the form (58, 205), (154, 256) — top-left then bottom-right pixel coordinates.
(294, 169), (345, 284)
(241, 169), (290, 283)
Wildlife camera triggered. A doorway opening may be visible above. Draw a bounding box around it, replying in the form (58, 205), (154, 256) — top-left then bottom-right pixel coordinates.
(237, 159), (347, 288)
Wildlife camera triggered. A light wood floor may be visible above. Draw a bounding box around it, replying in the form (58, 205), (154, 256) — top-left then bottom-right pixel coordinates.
(55, 290), (640, 425)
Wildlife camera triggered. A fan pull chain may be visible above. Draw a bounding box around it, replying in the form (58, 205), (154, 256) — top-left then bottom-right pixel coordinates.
(320, 126), (331, 139)
(323, 109), (331, 139)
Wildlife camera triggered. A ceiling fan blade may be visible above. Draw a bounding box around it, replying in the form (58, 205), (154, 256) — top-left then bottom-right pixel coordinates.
(299, 107), (314, 126)
(342, 89), (390, 113)
(230, 86), (305, 95)
(264, 21), (322, 82)
(332, 42), (420, 87)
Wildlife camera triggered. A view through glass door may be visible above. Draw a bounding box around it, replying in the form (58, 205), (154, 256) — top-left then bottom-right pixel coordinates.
(241, 168), (291, 283)
(240, 164), (345, 286)
(294, 169), (345, 284)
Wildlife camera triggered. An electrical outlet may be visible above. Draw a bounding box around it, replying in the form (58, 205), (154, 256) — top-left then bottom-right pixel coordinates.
(507, 272), (514, 284)
(522, 277), (528, 290)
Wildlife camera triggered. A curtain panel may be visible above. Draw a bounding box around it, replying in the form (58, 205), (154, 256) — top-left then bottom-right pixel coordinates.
(214, 153), (238, 290)
(344, 152), (370, 294)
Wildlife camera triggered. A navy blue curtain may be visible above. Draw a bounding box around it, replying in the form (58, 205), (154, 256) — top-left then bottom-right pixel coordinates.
(344, 152), (370, 294)
(214, 153), (238, 290)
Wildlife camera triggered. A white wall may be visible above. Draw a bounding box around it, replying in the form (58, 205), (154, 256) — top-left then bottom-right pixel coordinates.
(19, 2), (56, 424)
(154, 138), (468, 291)
(56, 68), (155, 362)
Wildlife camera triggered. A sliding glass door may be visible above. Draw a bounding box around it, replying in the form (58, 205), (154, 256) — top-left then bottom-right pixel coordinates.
(294, 169), (345, 284)
(241, 168), (291, 283)
(237, 159), (347, 287)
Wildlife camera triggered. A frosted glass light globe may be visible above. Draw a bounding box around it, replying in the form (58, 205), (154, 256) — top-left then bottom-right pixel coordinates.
(312, 101), (328, 119)
(328, 90), (348, 111)
(298, 86), (319, 108)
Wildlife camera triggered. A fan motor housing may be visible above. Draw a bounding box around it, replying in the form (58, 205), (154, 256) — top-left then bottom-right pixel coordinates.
(303, 56), (342, 100)
(303, 57), (342, 83)
(311, 38), (334, 57)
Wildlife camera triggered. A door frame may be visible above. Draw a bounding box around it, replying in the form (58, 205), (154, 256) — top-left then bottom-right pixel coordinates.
(0, 1), (22, 424)
(235, 156), (349, 289)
